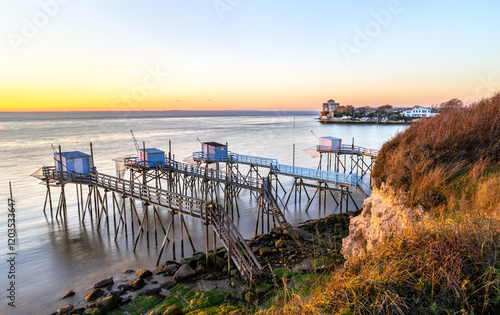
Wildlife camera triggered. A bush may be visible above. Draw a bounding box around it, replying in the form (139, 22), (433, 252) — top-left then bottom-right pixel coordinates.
(372, 93), (500, 212)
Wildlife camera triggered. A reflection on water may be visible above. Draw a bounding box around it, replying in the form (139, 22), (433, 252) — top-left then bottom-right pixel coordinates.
(0, 111), (405, 314)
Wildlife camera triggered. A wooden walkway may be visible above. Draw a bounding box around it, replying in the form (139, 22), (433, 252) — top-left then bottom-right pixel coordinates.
(192, 152), (372, 197)
(39, 166), (263, 283)
(124, 157), (263, 191)
(316, 144), (379, 158)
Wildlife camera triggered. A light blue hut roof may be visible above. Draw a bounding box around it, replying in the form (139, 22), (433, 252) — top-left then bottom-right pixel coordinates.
(320, 136), (341, 141)
(57, 151), (90, 158)
(138, 148), (164, 154)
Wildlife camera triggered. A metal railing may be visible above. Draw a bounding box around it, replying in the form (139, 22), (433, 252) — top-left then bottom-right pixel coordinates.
(274, 164), (360, 186)
(125, 156), (263, 191)
(124, 157), (165, 168)
(229, 153), (278, 168)
(126, 149), (373, 197)
(42, 167), (208, 220)
(356, 179), (372, 198)
(192, 151), (229, 162)
(192, 151), (369, 192)
(316, 144), (379, 157)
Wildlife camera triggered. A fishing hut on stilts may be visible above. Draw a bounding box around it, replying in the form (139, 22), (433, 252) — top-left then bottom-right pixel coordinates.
(31, 133), (378, 285)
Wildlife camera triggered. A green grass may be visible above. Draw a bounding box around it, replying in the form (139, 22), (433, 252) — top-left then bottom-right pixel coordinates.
(272, 268), (294, 279)
(152, 284), (235, 314)
(183, 304), (245, 315)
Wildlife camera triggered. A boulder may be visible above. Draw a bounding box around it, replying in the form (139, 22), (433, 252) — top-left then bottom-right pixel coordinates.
(162, 263), (180, 276)
(141, 287), (161, 297)
(163, 305), (183, 315)
(162, 260), (179, 266)
(275, 239), (287, 249)
(179, 257), (194, 266)
(83, 307), (102, 315)
(95, 294), (120, 312)
(295, 259), (314, 273)
(173, 264), (196, 282)
(259, 247), (274, 256)
(160, 279), (177, 290)
(56, 304), (74, 314)
(195, 264), (206, 274)
(251, 245), (263, 254)
(117, 284), (130, 292)
(192, 251), (206, 261)
(72, 308), (86, 315)
(93, 277), (114, 289)
(61, 290), (75, 299)
(137, 269), (153, 279)
(121, 295), (132, 304)
(283, 227), (315, 242)
(128, 278), (146, 290)
(85, 289), (104, 302)
(270, 226), (284, 235)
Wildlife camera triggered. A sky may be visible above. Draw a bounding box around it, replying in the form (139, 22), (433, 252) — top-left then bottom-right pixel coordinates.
(1, 0), (500, 111)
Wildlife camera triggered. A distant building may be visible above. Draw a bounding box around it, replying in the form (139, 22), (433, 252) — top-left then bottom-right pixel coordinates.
(320, 99), (340, 119)
(403, 106), (436, 118)
(322, 99), (340, 112)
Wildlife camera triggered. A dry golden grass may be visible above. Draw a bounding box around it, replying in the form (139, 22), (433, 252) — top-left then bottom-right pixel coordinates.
(259, 94), (500, 314)
(373, 93), (500, 212)
(261, 212), (500, 314)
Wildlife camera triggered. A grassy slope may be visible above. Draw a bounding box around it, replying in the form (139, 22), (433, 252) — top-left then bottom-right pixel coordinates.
(261, 94), (500, 314)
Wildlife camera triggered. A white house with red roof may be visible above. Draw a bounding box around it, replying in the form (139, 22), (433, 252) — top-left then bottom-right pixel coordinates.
(403, 106), (437, 118)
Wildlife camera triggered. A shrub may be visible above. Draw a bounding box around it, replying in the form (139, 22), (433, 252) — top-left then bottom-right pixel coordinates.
(372, 93), (500, 212)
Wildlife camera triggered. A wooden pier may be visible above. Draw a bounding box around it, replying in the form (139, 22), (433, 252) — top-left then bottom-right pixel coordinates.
(33, 139), (378, 285)
(316, 141), (379, 188)
(37, 166), (263, 284)
(192, 151), (372, 212)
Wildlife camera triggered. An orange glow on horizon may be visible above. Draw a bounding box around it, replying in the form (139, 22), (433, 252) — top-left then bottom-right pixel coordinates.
(0, 85), (478, 112)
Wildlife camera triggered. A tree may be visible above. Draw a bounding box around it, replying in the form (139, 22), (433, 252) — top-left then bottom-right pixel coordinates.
(440, 98), (463, 110)
(378, 104), (393, 111)
(334, 105), (354, 116)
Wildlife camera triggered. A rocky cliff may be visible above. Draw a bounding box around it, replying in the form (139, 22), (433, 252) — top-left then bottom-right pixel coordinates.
(341, 185), (427, 259)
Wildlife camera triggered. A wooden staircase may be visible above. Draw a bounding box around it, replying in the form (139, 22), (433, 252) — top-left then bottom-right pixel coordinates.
(262, 188), (291, 229)
(206, 204), (263, 284)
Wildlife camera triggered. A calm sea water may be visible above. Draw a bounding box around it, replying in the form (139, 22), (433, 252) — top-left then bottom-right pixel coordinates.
(0, 111), (404, 314)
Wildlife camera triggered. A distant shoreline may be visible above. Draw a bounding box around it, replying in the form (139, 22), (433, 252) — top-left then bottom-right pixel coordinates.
(0, 111), (317, 122)
(318, 118), (412, 125)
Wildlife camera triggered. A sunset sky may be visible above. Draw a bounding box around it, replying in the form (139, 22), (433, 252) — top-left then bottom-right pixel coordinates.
(1, 1), (500, 111)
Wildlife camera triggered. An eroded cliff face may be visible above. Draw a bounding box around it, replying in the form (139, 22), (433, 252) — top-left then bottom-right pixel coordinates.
(341, 185), (427, 259)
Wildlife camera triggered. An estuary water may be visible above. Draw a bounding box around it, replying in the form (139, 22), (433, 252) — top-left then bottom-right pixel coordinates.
(0, 111), (405, 314)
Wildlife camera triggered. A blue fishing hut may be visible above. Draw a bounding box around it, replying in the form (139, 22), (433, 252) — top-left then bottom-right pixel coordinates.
(138, 148), (165, 167)
(54, 151), (93, 174)
(201, 142), (228, 161)
(318, 136), (342, 152)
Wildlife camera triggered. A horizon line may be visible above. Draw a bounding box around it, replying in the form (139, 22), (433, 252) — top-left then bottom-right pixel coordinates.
(0, 109), (320, 113)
